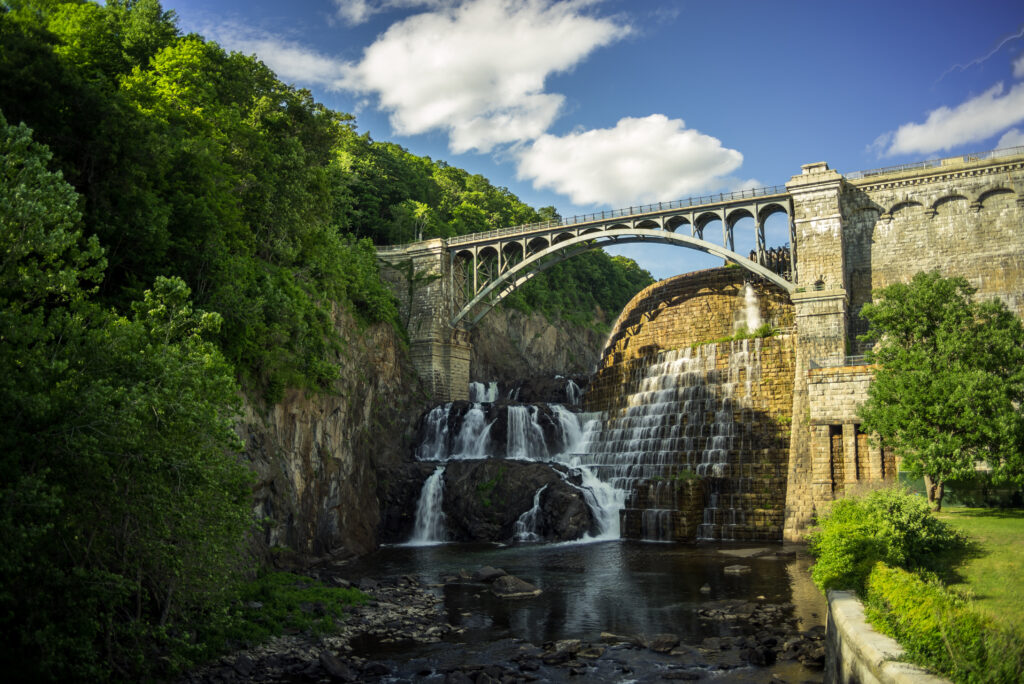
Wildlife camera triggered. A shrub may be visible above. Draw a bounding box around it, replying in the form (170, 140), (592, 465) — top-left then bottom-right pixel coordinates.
(808, 486), (966, 592)
(866, 563), (1024, 683)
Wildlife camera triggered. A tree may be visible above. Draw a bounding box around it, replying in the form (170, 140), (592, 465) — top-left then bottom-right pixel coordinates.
(858, 271), (1024, 510)
(0, 111), (252, 680)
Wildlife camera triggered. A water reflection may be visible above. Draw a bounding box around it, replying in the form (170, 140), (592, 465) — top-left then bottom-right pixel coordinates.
(338, 540), (824, 645)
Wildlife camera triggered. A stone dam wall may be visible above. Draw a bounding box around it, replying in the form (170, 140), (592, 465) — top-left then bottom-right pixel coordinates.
(584, 268), (797, 541)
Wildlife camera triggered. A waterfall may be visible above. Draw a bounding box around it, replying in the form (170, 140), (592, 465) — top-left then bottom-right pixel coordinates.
(513, 484), (548, 542)
(578, 340), (765, 542)
(506, 406), (549, 460)
(410, 397), (625, 541)
(566, 379), (582, 406)
(408, 466), (447, 545)
(742, 282), (762, 332)
(416, 405), (450, 461)
(469, 381), (498, 403)
(452, 404), (491, 457)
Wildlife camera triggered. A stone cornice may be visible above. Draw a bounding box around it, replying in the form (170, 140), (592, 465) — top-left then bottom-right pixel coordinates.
(847, 158), (1024, 193)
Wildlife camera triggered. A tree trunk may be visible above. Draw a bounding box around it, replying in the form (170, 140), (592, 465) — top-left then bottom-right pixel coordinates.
(923, 474), (937, 505)
(933, 480), (944, 512)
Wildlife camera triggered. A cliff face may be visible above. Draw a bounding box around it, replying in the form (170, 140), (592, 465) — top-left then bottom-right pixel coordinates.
(470, 306), (606, 383)
(239, 314), (426, 564)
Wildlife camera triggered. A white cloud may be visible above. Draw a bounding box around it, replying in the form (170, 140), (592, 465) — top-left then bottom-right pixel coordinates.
(339, 0), (628, 153)
(515, 115), (744, 207)
(197, 22), (347, 89)
(883, 81), (1024, 156)
(1015, 54), (1024, 79)
(331, 1), (445, 26)
(997, 127), (1024, 148)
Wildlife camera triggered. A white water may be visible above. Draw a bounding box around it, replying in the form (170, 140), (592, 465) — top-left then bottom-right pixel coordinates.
(566, 379), (582, 406)
(413, 324), (765, 544)
(408, 466), (447, 545)
(513, 484), (548, 542)
(506, 405), (549, 460)
(411, 384), (623, 542)
(577, 338), (763, 541)
(452, 404), (491, 457)
(469, 381), (498, 403)
(741, 282), (762, 332)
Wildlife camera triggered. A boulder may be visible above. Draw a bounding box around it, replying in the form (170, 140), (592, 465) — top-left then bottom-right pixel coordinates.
(647, 633), (680, 653)
(318, 652), (356, 682)
(473, 565), (507, 582)
(441, 460), (595, 542)
(490, 575), (541, 598)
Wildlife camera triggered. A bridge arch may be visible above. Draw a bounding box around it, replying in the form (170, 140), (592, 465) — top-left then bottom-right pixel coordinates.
(450, 227), (794, 327)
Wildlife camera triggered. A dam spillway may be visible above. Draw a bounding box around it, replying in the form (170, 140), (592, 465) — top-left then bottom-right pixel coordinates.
(581, 268), (796, 542)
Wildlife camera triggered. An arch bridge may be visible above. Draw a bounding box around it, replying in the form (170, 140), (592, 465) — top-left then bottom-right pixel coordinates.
(446, 186), (796, 327)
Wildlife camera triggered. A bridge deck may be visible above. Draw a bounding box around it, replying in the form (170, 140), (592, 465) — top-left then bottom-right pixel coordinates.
(446, 185), (790, 248)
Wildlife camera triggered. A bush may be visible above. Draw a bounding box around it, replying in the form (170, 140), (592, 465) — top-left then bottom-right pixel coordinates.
(866, 563), (1024, 683)
(808, 487), (966, 592)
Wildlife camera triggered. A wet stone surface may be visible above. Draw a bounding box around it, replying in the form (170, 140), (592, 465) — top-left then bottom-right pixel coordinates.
(180, 569), (826, 683)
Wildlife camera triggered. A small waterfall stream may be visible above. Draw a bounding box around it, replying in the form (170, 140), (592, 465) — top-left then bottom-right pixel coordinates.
(513, 484), (548, 542)
(408, 466), (447, 545)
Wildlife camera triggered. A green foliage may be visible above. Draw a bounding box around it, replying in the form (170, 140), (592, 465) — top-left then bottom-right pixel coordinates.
(858, 272), (1024, 509)
(187, 572), (367, 660)
(865, 563), (1024, 683)
(0, 1), (400, 401)
(476, 466), (506, 508)
(0, 111), (253, 681)
(808, 487), (966, 593)
(688, 321), (778, 351)
(504, 251), (655, 331)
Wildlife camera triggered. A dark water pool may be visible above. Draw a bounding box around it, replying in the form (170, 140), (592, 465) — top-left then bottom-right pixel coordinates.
(335, 539), (825, 648)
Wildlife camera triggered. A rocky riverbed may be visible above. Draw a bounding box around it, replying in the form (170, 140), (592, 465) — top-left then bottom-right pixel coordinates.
(181, 559), (826, 683)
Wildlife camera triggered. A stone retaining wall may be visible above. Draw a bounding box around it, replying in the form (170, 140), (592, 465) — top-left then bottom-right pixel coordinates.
(824, 590), (949, 684)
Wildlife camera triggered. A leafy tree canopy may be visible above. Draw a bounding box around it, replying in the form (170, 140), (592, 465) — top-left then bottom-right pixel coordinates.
(0, 0), (651, 400)
(858, 271), (1024, 510)
(0, 110), (253, 680)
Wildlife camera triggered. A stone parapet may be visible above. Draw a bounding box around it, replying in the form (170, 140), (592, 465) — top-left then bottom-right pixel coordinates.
(825, 590), (950, 684)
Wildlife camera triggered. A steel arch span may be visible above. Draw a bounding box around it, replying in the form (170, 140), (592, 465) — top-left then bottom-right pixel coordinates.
(449, 228), (795, 328)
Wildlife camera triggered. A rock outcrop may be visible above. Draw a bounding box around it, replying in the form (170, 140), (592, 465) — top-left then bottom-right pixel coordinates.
(442, 459), (595, 542)
(377, 459), (596, 544)
(470, 307), (606, 382)
(240, 313), (427, 565)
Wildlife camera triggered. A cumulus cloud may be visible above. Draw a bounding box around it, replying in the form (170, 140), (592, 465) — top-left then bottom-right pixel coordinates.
(997, 127), (1024, 148)
(197, 22), (347, 89)
(515, 115), (744, 207)
(882, 81), (1024, 156)
(339, 0), (628, 153)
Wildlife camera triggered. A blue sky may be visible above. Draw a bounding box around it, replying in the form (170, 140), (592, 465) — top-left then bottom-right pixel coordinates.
(163, 0), (1024, 279)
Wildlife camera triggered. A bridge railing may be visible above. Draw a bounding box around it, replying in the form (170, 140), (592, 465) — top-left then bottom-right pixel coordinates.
(846, 144), (1024, 180)
(446, 184), (789, 247)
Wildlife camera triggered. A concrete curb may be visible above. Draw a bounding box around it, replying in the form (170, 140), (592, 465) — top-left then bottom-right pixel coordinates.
(824, 589), (951, 684)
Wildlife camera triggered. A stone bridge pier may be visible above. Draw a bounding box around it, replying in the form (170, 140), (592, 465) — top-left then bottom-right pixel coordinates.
(377, 240), (471, 402)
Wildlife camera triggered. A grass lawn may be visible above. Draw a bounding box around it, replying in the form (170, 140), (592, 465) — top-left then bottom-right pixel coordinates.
(935, 507), (1024, 630)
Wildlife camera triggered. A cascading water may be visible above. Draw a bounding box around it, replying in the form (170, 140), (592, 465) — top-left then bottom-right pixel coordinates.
(408, 466), (447, 545)
(565, 379), (582, 406)
(469, 381), (498, 403)
(513, 484), (548, 542)
(741, 282), (762, 332)
(506, 406), (549, 460)
(577, 337), (771, 542)
(408, 384), (620, 542)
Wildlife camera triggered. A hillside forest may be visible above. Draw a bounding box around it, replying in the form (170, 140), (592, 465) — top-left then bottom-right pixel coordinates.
(0, 0), (653, 679)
